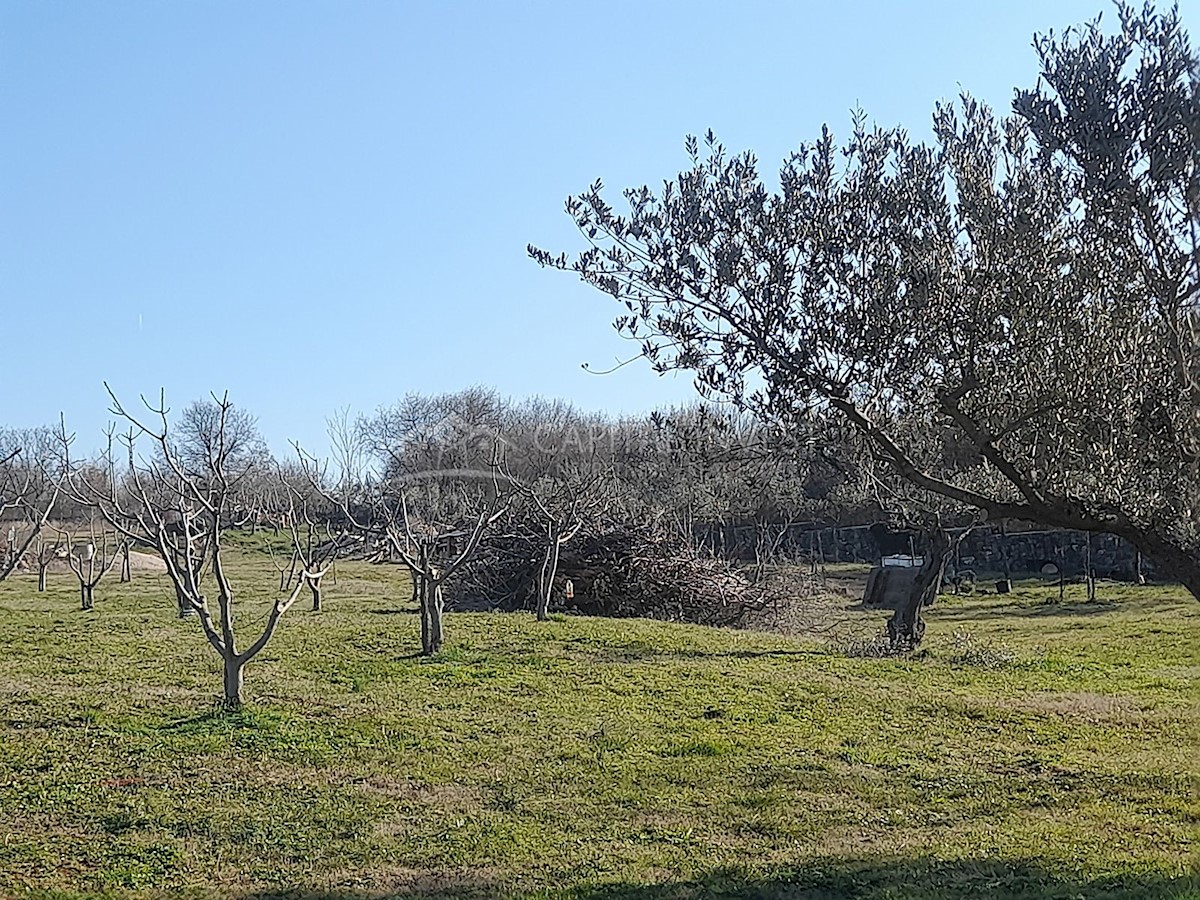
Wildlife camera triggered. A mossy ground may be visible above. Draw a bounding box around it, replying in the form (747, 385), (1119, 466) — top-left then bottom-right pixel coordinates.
(0, 542), (1196, 898)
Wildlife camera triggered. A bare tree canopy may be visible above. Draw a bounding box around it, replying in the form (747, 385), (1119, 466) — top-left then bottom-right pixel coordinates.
(360, 386), (506, 482)
(172, 397), (269, 483)
(532, 4), (1200, 600)
(0, 425), (64, 581)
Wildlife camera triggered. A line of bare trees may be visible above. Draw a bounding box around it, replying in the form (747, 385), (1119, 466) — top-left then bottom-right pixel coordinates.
(0, 384), (870, 704)
(0, 368), (1172, 708)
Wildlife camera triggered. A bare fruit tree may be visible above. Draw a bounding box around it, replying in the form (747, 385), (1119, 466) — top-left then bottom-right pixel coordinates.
(309, 445), (506, 654)
(497, 399), (620, 619)
(279, 472), (352, 613)
(506, 463), (613, 621)
(66, 388), (314, 709)
(56, 519), (121, 611)
(392, 494), (505, 654)
(0, 427), (63, 582)
(32, 527), (65, 592)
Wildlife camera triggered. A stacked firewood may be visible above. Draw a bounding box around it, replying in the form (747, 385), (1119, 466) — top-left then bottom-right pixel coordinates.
(450, 523), (771, 626)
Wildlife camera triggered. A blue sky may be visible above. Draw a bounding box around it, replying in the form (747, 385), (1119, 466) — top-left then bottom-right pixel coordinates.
(3, 0), (1191, 457)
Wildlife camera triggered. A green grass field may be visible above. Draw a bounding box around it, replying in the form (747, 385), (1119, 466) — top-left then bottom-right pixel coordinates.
(0, 545), (1196, 899)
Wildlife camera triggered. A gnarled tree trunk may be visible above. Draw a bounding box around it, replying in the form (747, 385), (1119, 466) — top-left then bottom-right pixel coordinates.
(887, 528), (955, 650)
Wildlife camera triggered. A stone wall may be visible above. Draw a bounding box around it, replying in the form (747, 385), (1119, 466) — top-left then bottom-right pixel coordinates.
(693, 522), (1148, 581)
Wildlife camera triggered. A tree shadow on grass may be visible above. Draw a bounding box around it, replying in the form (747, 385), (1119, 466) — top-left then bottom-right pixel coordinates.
(933, 599), (1121, 623)
(240, 859), (1198, 900)
(553, 633), (826, 664)
(682, 646), (825, 661)
(155, 705), (285, 733)
(155, 708), (240, 732)
(563, 646), (829, 666)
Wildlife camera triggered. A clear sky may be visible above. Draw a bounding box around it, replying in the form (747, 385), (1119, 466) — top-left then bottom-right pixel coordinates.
(3, 0), (1193, 457)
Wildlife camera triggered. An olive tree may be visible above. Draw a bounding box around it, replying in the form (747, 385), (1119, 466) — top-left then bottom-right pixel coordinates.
(533, 4), (1200, 609)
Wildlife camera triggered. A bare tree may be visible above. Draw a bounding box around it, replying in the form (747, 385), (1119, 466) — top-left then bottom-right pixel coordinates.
(393, 492), (505, 653)
(327, 405), (370, 493)
(279, 475), (351, 612)
(502, 456), (613, 621)
(0, 426), (63, 582)
(33, 527), (65, 592)
(306, 440), (506, 653)
(118, 538), (132, 583)
(56, 519), (121, 611)
(497, 399), (620, 619)
(66, 388), (315, 709)
(360, 386), (506, 482)
(266, 538), (300, 593)
(173, 398), (269, 482)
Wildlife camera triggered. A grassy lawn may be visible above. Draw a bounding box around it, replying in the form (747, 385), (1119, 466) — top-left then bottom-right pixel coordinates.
(0, 545), (1196, 899)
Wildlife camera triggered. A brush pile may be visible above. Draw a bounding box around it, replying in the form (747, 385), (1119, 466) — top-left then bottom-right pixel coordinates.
(450, 523), (772, 626)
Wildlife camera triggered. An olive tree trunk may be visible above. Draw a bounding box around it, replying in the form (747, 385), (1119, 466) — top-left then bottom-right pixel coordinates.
(887, 528), (955, 649)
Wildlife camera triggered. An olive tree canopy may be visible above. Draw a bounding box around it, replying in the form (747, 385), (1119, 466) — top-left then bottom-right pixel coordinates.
(532, 4), (1200, 599)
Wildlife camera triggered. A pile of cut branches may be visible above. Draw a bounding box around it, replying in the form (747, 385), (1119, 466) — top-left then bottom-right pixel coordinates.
(451, 523), (773, 626)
